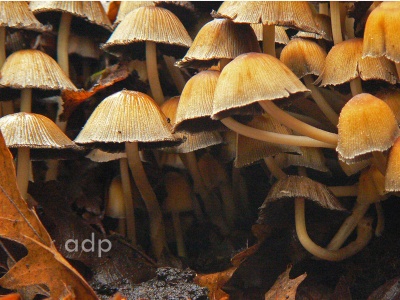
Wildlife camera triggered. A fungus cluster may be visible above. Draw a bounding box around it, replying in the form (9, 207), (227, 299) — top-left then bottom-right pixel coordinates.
(1, 1), (400, 298)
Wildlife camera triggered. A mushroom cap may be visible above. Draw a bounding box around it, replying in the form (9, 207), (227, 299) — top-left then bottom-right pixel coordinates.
(258, 175), (345, 225)
(218, 1), (322, 35)
(235, 114), (301, 168)
(274, 147), (330, 173)
(86, 148), (126, 163)
(362, 2), (400, 63)
(294, 13), (333, 41)
(30, 1), (113, 34)
(75, 90), (181, 151)
(375, 88), (400, 125)
(0, 1), (51, 32)
(177, 18), (260, 69)
(0, 49), (77, 91)
(161, 96), (222, 153)
(212, 52), (310, 120)
(163, 171), (193, 213)
(102, 6), (192, 59)
(250, 23), (289, 44)
(337, 93), (400, 162)
(114, 1), (155, 27)
(174, 70), (223, 133)
(280, 38), (327, 79)
(385, 136), (400, 192)
(317, 38), (398, 87)
(0, 112), (83, 160)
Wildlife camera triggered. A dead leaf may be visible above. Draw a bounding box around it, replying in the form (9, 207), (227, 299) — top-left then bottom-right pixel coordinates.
(231, 243), (260, 267)
(195, 267), (237, 300)
(61, 63), (131, 120)
(264, 266), (307, 300)
(0, 132), (98, 299)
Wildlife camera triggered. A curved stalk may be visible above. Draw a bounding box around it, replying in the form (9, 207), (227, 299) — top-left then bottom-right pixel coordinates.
(120, 157), (136, 245)
(171, 211), (186, 257)
(295, 197), (373, 261)
(258, 100), (339, 145)
(328, 185), (358, 197)
(221, 117), (335, 148)
(57, 12), (72, 75)
(263, 156), (287, 180)
(163, 55), (186, 93)
(349, 77), (363, 97)
(125, 142), (167, 259)
(303, 75), (339, 126)
(146, 41), (164, 105)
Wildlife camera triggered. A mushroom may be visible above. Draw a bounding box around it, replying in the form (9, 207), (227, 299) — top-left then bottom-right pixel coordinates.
(105, 176), (127, 237)
(75, 90), (181, 259)
(102, 6), (192, 105)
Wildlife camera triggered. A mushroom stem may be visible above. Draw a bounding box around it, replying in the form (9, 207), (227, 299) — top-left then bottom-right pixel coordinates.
(125, 141), (167, 259)
(350, 77), (363, 96)
(372, 151), (387, 175)
(263, 156), (287, 180)
(179, 152), (229, 232)
(0, 27), (5, 68)
(326, 200), (370, 250)
(163, 55), (186, 93)
(117, 218), (127, 237)
(287, 111), (328, 129)
(221, 117), (336, 148)
(120, 157), (136, 245)
(171, 211), (186, 257)
(146, 41), (164, 105)
(303, 75), (339, 126)
(319, 2), (329, 16)
(259, 100), (339, 145)
(16, 147), (30, 200)
(330, 1), (343, 45)
(20, 88), (32, 113)
(57, 12), (72, 76)
(295, 197), (373, 261)
(262, 24), (276, 57)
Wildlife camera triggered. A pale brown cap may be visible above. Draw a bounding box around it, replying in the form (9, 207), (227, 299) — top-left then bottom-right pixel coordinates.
(177, 18), (260, 69)
(362, 2), (400, 63)
(163, 171), (193, 213)
(317, 38), (398, 87)
(102, 6), (192, 59)
(375, 88), (400, 125)
(175, 70), (223, 133)
(250, 24), (289, 44)
(0, 1), (51, 32)
(385, 137), (400, 192)
(212, 52), (310, 120)
(0, 49), (77, 91)
(337, 93), (399, 162)
(274, 147), (330, 173)
(218, 1), (322, 35)
(30, 1), (113, 35)
(161, 96), (222, 153)
(114, 1), (155, 26)
(294, 13), (333, 41)
(75, 90), (181, 151)
(280, 38), (326, 79)
(258, 175), (345, 224)
(235, 114), (301, 168)
(0, 112), (82, 159)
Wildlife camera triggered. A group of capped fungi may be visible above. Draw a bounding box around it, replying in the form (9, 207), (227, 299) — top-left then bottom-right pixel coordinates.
(1, 1), (400, 299)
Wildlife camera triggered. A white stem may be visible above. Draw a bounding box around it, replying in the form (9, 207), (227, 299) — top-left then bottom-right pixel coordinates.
(163, 55), (186, 93)
(120, 158), (136, 245)
(125, 142), (166, 259)
(221, 117), (335, 148)
(328, 185), (358, 197)
(146, 41), (164, 105)
(259, 100), (339, 145)
(330, 1), (343, 44)
(16, 147), (30, 201)
(304, 75), (339, 126)
(350, 77), (363, 97)
(57, 12), (72, 76)
(263, 156), (287, 180)
(20, 89), (32, 113)
(295, 197), (373, 261)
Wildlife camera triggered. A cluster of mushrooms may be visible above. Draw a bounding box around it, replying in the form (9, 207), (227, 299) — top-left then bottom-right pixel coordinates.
(1, 1), (400, 269)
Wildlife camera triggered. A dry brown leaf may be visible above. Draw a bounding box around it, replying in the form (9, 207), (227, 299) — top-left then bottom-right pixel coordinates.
(0, 132), (98, 299)
(264, 266), (307, 300)
(61, 63), (130, 120)
(195, 267), (236, 300)
(231, 243), (260, 267)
